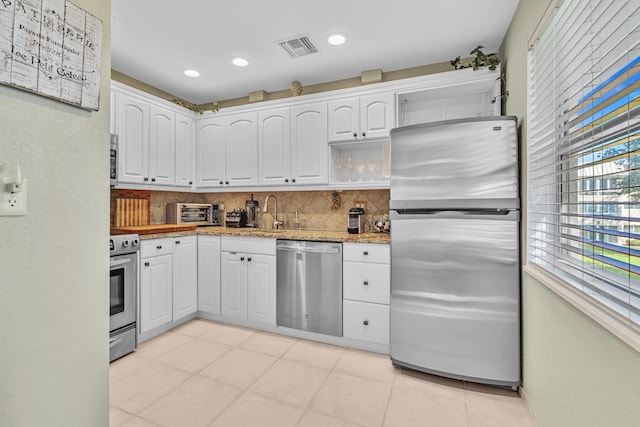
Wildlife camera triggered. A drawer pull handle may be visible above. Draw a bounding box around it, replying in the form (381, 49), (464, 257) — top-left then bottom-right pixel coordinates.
(144, 262), (149, 267)
(156, 245), (162, 249)
(175, 240), (180, 244)
(248, 257), (252, 262)
(363, 320), (369, 326)
(363, 281), (369, 286)
(240, 256), (245, 261)
(363, 251), (369, 256)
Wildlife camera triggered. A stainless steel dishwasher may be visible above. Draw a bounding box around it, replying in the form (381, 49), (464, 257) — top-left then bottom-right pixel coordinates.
(276, 240), (343, 336)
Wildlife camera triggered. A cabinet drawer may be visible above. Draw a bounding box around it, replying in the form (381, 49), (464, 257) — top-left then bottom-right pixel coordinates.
(140, 238), (173, 258)
(221, 236), (276, 256)
(343, 243), (389, 264)
(343, 300), (389, 345)
(343, 262), (390, 304)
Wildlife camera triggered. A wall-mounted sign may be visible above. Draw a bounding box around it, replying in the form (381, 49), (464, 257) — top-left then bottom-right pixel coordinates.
(0, 0), (102, 111)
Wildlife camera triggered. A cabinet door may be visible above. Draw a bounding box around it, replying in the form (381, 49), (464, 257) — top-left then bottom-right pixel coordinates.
(290, 102), (328, 184)
(175, 113), (195, 188)
(360, 92), (395, 140)
(140, 254), (173, 334)
(226, 112), (258, 186)
(198, 236), (221, 314)
(328, 97), (359, 142)
(259, 108), (291, 185)
(343, 262), (390, 304)
(247, 254), (276, 324)
(343, 300), (389, 345)
(172, 236), (197, 322)
(221, 252), (248, 319)
(196, 117), (226, 187)
(116, 93), (149, 184)
(148, 104), (176, 186)
(110, 90), (116, 134)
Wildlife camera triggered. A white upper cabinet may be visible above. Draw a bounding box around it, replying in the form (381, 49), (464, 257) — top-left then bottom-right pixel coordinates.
(196, 116), (226, 187)
(197, 113), (258, 188)
(116, 92), (149, 185)
(110, 90), (116, 134)
(175, 113), (195, 188)
(360, 93), (395, 139)
(226, 112), (258, 186)
(148, 104), (176, 186)
(258, 108), (291, 186)
(290, 102), (328, 185)
(328, 98), (359, 142)
(328, 92), (394, 142)
(113, 85), (193, 188)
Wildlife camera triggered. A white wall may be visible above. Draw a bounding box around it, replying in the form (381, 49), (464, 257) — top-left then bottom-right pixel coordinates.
(501, 1), (640, 426)
(0, 1), (111, 425)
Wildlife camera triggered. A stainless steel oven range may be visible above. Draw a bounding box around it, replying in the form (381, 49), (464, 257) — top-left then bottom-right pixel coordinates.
(109, 233), (139, 362)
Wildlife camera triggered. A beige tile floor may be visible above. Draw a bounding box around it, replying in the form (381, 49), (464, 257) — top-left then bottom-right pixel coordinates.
(110, 319), (538, 427)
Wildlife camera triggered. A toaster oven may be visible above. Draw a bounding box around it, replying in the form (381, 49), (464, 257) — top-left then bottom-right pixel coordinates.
(166, 203), (221, 226)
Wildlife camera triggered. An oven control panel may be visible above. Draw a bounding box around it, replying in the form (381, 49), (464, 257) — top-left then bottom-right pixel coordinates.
(110, 234), (140, 255)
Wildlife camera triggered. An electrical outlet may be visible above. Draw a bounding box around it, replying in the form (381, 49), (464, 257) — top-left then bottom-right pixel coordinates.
(354, 200), (366, 210)
(0, 179), (27, 216)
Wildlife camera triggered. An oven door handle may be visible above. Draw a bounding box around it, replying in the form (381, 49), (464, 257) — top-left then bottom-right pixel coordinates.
(110, 257), (134, 268)
(109, 335), (122, 348)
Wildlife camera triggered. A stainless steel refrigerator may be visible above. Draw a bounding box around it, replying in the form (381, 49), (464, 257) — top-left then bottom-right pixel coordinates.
(389, 116), (520, 388)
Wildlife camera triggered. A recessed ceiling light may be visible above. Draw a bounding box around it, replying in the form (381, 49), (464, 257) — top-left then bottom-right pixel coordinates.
(327, 33), (347, 46)
(183, 69), (200, 77)
(231, 57), (249, 67)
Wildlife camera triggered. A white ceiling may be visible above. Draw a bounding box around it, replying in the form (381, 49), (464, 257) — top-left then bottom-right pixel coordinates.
(111, 0), (520, 105)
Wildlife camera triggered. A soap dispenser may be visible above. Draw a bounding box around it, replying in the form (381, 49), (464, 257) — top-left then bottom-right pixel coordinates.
(292, 210), (301, 229)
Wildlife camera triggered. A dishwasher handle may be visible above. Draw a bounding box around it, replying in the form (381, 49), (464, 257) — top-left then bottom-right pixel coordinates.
(276, 242), (341, 254)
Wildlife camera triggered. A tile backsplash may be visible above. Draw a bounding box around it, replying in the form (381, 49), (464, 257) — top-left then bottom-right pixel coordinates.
(111, 189), (389, 232)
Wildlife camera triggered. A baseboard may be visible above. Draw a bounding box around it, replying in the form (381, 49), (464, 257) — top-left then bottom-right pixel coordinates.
(519, 385), (542, 427)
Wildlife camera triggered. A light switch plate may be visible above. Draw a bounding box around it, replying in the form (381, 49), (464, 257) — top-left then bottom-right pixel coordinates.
(0, 179), (27, 216)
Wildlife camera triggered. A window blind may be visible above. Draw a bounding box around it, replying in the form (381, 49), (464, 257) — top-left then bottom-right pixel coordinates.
(528, 0), (640, 326)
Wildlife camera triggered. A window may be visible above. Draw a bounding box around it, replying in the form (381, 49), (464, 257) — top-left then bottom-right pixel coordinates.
(528, 0), (640, 327)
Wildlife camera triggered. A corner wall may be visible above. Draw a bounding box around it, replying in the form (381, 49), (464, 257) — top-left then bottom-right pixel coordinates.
(500, 1), (640, 426)
(0, 1), (111, 425)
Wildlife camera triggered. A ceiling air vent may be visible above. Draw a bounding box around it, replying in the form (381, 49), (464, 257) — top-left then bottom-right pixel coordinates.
(278, 36), (318, 58)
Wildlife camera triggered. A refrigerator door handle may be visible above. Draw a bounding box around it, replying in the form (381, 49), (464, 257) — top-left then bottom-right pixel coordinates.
(390, 209), (520, 221)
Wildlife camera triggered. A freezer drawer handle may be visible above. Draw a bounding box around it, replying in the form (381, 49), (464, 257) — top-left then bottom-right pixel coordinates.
(363, 320), (369, 326)
(363, 280), (369, 286)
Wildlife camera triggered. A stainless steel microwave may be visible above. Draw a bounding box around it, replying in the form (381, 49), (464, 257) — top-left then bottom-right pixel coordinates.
(110, 134), (118, 187)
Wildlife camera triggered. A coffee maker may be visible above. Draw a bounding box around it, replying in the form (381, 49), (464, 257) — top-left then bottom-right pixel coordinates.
(348, 207), (365, 234)
(245, 194), (259, 228)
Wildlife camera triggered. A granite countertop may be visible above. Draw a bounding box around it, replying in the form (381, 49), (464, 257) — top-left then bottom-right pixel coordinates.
(136, 226), (390, 244)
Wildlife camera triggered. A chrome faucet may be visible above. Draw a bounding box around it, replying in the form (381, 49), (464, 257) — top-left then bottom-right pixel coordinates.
(263, 194), (283, 229)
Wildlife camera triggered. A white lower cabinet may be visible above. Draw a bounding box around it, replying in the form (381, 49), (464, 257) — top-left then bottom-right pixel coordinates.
(246, 254), (276, 323)
(221, 237), (276, 325)
(140, 239), (173, 335)
(197, 235), (221, 315)
(139, 236), (197, 339)
(342, 243), (390, 345)
(172, 236), (198, 322)
(343, 300), (390, 345)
